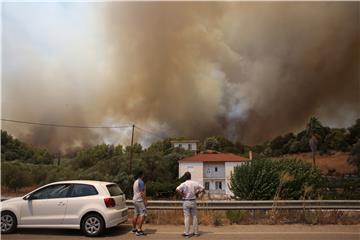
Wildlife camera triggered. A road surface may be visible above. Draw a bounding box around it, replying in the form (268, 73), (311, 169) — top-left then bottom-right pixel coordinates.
(2, 224), (359, 240)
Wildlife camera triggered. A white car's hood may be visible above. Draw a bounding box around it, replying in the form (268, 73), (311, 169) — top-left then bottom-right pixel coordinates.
(1, 197), (23, 206)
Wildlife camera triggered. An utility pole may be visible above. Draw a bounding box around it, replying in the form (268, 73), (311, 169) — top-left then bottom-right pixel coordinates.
(129, 124), (135, 175)
(57, 153), (61, 166)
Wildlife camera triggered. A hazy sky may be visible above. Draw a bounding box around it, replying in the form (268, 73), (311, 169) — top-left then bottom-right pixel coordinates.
(2, 2), (359, 152)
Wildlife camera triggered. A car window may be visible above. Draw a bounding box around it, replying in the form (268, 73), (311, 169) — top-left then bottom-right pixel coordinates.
(106, 184), (123, 196)
(31, 184), (71, 199)
(70, 184), (98, 197)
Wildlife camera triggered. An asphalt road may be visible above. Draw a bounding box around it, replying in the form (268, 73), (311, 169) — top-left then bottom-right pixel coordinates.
(2, 224), (359, 240)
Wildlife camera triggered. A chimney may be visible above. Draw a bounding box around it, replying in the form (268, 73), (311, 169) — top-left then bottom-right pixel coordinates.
(248, 151), (253, 160)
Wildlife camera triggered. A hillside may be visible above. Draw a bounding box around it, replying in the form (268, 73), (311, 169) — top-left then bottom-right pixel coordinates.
(284, 152), (355, 174)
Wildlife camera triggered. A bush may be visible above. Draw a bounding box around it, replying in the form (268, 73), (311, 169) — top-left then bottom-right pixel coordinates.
(1, 162), (34, 191)
(348, 139), (360, 172)
(213, 213), (223, 226)
(146, 181), (180, 199)
(229, 158), (322, 200)
(226, 210), (247, 224)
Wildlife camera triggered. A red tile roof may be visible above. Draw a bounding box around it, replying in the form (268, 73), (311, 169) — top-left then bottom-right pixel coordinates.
(179, 152), (249, 163)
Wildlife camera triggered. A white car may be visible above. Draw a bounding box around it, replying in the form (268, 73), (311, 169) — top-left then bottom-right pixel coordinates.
(1, 180), (128, 237)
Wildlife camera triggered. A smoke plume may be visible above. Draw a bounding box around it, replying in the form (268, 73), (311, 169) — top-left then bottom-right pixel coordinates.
(2, 2), (359, 152)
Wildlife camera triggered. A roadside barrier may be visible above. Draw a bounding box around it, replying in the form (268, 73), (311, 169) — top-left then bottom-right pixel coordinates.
(126, 200), (360, 210)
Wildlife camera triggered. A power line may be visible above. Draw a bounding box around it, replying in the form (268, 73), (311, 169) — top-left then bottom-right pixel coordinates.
(135, 125), (165, 139)
(1, 118), (131, 129)
(1, 118), (167, 140)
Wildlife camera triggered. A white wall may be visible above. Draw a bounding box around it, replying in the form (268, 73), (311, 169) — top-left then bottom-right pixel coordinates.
(179, 162), (203, 184)
(225, 162), (246, 195)
(173, 142), (197, 151)
(203, 163), (225, 178)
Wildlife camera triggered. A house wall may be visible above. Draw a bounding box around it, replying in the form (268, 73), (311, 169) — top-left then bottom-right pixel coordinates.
(179, 162), (203, 184)
(173, 142), (197, 151)
(203, 163), (225, 178)
(225, 162), (246, 195)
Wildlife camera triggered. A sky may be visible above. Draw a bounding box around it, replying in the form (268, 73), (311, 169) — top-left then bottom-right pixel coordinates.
(1, 2), (359, 152)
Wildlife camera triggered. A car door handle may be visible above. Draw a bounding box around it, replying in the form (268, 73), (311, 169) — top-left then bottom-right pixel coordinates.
(57, 202), (65, 206)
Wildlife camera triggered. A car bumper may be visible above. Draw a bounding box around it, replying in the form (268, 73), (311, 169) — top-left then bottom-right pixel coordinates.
(106, 207), (128, 228)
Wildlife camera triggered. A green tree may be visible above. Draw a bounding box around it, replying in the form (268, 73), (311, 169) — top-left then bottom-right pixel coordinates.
(348, 139), (360, 172)
(348, 119), (360, 145)
(205, 137), (220, 151)
(1, 162), (33, 192)
(230, 158), (322, 200)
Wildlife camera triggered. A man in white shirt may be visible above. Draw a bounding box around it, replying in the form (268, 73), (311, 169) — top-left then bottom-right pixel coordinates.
(176, 172), (205, 238)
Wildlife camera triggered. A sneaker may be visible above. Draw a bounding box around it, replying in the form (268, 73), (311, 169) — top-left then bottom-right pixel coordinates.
(182, 233), (191, 238)
(136, 230), (146, 236)
(192, 233), (200, 237)
(132, 228), (137, 233)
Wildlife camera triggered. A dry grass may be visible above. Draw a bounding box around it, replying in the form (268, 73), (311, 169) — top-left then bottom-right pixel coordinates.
(284, 152), (355, 174)
(128, 209), (360, 225)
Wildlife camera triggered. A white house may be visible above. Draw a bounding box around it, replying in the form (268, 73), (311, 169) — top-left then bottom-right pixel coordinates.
(178, 151), (249, 198)
(171, 140), (199, 152)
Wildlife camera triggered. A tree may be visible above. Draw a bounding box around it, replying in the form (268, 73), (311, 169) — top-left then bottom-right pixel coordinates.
(230, 158), (322, 200)
(204, 137), (220, 151)
(348, 119), (360, 145)
(1, 162), (33, 192)
(348, 139), (360, 172)
(324, 128), (349, 152)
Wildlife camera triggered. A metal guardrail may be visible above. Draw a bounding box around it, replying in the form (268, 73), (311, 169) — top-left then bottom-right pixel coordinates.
(126, 200), (360, 210)
(2, 197), (359, 210)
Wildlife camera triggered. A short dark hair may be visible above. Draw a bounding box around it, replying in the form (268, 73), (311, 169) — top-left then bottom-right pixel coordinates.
(182, 171), (191, 181)
(136, 170), (144, 179)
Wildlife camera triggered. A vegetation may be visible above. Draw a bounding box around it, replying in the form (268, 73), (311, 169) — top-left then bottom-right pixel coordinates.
(1, 131), (53, 164)
(348, 139), (360, 172)
(1, 135), (191, 198)
(257, 117), (360, 157)
(229, 158), (323, 200)
(1, 117), (359, 199)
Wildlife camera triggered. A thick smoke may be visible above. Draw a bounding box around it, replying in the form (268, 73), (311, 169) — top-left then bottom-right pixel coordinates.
(2, 2), (359, 152)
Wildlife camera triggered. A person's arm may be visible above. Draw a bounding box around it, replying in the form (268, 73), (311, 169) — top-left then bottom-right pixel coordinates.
(176, 183), (185, 198)
(139, 180), (147, 205)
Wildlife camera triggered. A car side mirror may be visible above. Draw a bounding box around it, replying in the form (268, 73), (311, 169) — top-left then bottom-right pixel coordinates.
(23, 194), (34, 200)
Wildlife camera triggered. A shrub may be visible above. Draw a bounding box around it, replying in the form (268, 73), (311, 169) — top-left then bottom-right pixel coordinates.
(213, 213), (223, 226)
(348, 139), (360, 172)
(146, 181), (180, 199)
(1, 162), (34, 191)
(230, 158), (322, 200)
(226, 210), (247, 224)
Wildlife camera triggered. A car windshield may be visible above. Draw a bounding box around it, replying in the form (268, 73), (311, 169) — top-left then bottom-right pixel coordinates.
(106, 184), (123, 196)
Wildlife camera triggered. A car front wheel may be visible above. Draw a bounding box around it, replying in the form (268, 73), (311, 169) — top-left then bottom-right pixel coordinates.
(1, 211), (17, 234)
(81, 213), (105, 237)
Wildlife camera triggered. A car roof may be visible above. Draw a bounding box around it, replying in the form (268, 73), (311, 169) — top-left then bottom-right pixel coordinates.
(48, 180), (115, 186)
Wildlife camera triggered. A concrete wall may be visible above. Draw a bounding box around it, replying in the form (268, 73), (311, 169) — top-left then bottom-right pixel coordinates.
(179, 162), (203, 184)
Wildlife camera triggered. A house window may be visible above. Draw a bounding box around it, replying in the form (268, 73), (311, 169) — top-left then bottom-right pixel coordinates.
(188, 144), (192, 150)
(207, 168), (211, 174)
(214, 167), (218, 172)
(215, 181), (222, 190)
(205, 182), (210, 190)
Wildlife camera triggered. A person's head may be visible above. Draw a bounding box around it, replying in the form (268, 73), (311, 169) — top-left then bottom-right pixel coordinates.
(136, 170), (144, 180)
(182, 171), (191, 181)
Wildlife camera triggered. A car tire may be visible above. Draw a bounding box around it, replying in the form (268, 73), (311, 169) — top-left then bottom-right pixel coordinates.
(81, 213), (105, 237)
(1, 211), (17, 234)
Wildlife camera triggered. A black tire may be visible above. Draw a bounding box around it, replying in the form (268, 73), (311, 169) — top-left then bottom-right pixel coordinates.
(1, 211), (17, 234)
(81, 213), (105, 237)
